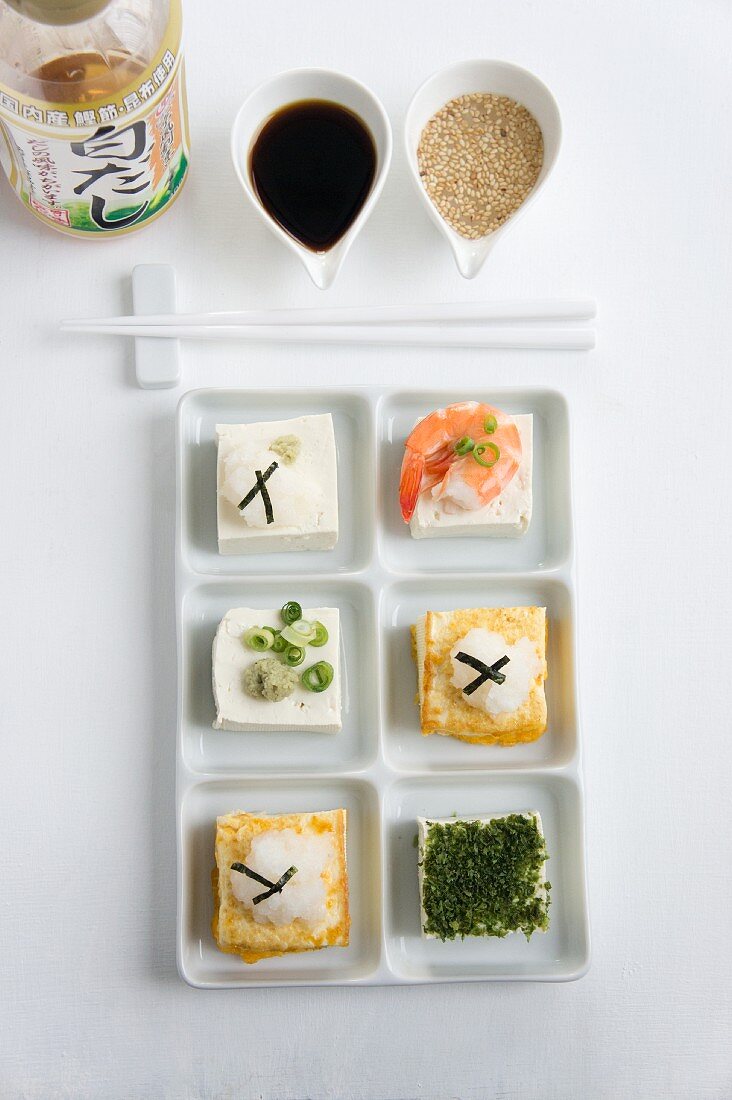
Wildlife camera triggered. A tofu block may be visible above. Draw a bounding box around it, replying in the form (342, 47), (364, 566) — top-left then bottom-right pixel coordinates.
(412, 606), (547, 744)
(212, 606), (341, 733)
(216, 414), (338, 555)
(410, 414), (532, 539)
(418, 813), (549, 940)
(213, 809), (349, 963)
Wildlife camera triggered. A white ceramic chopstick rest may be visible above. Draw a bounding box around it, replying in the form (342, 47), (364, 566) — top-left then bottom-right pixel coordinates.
(132, 264), (180, 389)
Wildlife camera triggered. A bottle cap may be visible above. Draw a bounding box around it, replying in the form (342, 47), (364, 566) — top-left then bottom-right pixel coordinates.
(3, 0), (111, 24)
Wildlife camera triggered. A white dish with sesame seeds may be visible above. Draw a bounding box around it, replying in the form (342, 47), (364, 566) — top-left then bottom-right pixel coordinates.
(405, 59), (562, 278)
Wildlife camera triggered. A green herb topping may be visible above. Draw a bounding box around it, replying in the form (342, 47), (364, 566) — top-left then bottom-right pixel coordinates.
(301, 660), (334, 693)
(238, 602), (335, 695)
(243, 626), (276, 652)
(473, 441), (500, 468)
(281, 619), (316, 646)
(283, 644), (306, 667)
(483, 414), (498, 434)
(310, 621), (329, 647)
(269, 434), (301, 465)
(280, 601), (303, 626)
(454, 435), (475, 456)
(420, 815), (550, 941)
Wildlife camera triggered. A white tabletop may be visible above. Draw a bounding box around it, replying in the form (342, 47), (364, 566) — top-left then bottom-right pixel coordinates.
(1, 1), (730, 1097)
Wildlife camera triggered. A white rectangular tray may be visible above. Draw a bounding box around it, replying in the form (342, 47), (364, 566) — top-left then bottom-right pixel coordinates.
(176, 387), (589, 987)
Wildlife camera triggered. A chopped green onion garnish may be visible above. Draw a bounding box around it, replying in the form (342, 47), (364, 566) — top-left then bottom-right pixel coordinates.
(284, 645), (306, 667)
(271, 632), (288, 654)
(454, 435), (475, 456)
(243, 626), (275, 652)
(281, 620), (316, 646)
(473, 441), (500, 468)
(280, 601), (302, 626)
(483, 414), (498, 434)
(301, 661), (334, 693)
(292, 618), (315, 640)
(310, 621), (329, 647)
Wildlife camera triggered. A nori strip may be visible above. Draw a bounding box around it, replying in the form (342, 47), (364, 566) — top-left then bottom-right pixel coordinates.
(256, 470), (274, 525)
(455, 651), (510, 695)
(229, 861), (299, 905)
(238, 460), (278, 516)
(230, 862), (274, 888)
(252, 865), (298, 905)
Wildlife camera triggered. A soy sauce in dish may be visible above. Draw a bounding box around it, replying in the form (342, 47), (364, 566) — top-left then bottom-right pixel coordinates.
(249, 99), (377, 252)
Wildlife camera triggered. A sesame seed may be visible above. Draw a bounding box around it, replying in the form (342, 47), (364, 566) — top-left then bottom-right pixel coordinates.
(416, 93), (543, 239)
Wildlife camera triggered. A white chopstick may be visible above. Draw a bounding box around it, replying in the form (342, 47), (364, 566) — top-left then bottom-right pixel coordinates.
(59, 322), (594, 350)
(61, 297), (596, 332)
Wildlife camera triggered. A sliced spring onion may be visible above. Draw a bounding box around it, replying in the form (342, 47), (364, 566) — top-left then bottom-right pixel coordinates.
(454, 435), (475, 456)
(301, 661), (334, 693)
(473, 441), (500, 468)
(292, 618), (316, 640)
(242, 626), (275, 652)
(271, 632), (288, 654)
(281, 619), (316, 646)
(483, 414), (498, 434)
(280, 601), (302, 626)
(310, 621), (329, 647)
(283, 645), (306, 667)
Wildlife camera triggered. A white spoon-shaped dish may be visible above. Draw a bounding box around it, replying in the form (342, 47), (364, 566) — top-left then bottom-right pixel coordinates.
(231, 68), (393, 290)
(405, 60), (562, 279)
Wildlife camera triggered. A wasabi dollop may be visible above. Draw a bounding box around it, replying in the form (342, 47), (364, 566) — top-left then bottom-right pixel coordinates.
(243, 657), (298, 702)
(269, 435), (301, 465)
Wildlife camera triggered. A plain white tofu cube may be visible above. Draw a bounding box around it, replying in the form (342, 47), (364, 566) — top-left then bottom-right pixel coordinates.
(212, 607), (341, 733)
(409, 414), (533, 539)
(216, 414), (339, 555)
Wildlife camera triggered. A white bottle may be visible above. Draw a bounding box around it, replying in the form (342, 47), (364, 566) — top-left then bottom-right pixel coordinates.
(0, 0), (190, 235)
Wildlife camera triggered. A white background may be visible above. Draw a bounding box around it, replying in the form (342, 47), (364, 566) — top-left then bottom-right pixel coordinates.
(1, 0), (731, 1096)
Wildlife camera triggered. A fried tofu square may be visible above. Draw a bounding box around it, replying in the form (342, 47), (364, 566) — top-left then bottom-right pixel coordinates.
(212, 809), (349, 964)
(412, 606), (547, 745)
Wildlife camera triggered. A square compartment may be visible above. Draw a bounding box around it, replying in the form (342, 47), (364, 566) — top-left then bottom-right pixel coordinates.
(179, 776), (382, 987)
(381, 575), (578, 771)
(180, 578), (379, 774)
(383, 773), (589, 982)
(377, 389), (572, 574)
(178, 389), (374, 575)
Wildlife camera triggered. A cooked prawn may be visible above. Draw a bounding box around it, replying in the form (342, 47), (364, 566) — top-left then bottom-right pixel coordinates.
(399, 401), (522, 522)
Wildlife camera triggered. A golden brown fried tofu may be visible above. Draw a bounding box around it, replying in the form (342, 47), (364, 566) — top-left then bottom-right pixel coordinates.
(412, 606), (547, 745)
(212, 809), (349, 963)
